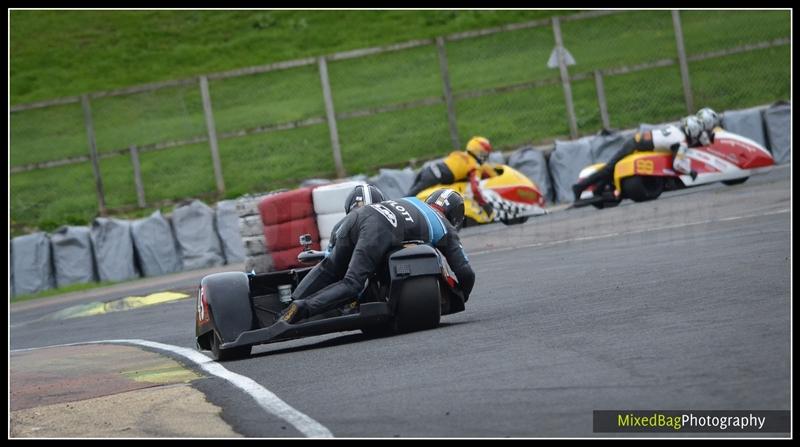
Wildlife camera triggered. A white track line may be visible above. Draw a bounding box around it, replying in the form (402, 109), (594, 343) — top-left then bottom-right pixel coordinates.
(471, 208), (790, 257)
(11, 339), (334, 438)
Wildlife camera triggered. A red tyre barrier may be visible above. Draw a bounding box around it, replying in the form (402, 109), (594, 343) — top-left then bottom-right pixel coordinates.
(271, 243), (321, 271)
(259, 187), (314, 227)
(263, 216), (320, 253)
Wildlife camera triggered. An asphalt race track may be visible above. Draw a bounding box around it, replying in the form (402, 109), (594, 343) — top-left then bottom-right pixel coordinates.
(10, 165), (791, 438)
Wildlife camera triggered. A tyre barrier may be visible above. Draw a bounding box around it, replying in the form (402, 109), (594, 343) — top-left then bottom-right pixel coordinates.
(216, 200), (246, 264)
(369, 167), (416, 199)
(722, 106), (768, 149)
(258, 187), (320, 272)
(235, 193), (271, 218)
(548, 136), (595, 204)
(259, 187), (315, 227)
(239, 214), (266, 238)
(241, 236), (268, 257)
(10, 197), (271, 298)
(316, 212), (345, 242)
(50, 226), (95, 288)
(245, 253), (275, 275)
(171, 200), (226, 271)
(763, 102), (791, 165)
(271, 243), (321, 272)
(312, 180), (365, 215)
(90, 217), (140, 282)
(131, 210), (183, 277)
(237, 194), (273, 274)
(262, 216), (320, 253)
(311, 180), (364, 253)
(11, 232), (55, 296)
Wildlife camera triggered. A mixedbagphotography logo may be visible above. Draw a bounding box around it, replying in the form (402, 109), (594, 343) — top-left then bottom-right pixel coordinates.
(593, 410), (790, 433)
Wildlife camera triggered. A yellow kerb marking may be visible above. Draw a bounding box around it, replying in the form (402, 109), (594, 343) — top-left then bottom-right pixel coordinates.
(122, 363), (202, 384)
(47, 292), (190, 320)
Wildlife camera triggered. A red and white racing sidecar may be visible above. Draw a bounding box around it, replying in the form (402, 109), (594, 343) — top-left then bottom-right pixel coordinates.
(575, 129), (775, 208)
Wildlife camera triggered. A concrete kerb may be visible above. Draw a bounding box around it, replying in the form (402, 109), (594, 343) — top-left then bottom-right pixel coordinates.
(9, 343), (241, 438)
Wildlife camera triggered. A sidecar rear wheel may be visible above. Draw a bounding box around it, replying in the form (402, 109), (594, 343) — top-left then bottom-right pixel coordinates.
(622, 175), (664, 202)
(393, 276), (441, 333)
(722, 177), (748, 186)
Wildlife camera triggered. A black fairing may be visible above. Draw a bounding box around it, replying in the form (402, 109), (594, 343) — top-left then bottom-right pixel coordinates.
(200, 272), (253, 343)
(387, 244), (441, 282)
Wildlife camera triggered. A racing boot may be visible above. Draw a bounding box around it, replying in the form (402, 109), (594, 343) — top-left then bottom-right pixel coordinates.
(278, 300), (308, 325)
(571, 183), (586, 202)
(572, 168), (611, 202)
(572, 178), (596, 202)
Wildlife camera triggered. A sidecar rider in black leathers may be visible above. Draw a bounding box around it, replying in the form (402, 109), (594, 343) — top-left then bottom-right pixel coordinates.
(279, 189), (475, 324)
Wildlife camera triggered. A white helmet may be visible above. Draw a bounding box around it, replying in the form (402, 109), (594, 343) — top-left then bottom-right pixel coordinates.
(681, 115), (705, 147)
(696, 107), (720, 132)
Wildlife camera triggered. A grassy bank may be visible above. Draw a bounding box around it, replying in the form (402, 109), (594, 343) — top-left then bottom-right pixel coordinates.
(9, 9), (791, 235)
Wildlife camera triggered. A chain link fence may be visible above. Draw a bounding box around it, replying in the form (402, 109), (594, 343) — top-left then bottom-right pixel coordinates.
(9, 9), (791, 234)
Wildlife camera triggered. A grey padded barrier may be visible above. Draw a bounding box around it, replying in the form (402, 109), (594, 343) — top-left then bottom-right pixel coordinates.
(215, 200), (246, 264)
(171, 200), (226, 270)
(548, 137), (595, 204)
(91, 218), (140, 282)
(369, 167), (417, 199)
(131, 210), (183, 277)
(347, 174), (369, 182)
(591, 131), (632, 164)
(638, 120), (683, 136)
(10, 241), (13, 297)
(300, 179), (332, 188)
(722, 107), (768, 148)
(11, 232), (55, 296)
(763, 101), (791, 164)
(639, 122), (664, 133)
(50, 226), (96, 288)
(507, 147), (553, 203)
(487, 151), (506, 165)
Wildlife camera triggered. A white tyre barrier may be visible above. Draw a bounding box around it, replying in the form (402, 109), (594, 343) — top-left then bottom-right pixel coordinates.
(316, 212), (346, 241)
(245, 253), (274, 274)
(312, 180), (366, 215)
(239, 215), (265, 238)
(242, 235), (268, 257)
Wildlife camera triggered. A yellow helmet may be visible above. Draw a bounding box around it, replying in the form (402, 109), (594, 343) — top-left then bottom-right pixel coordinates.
(465, 136), (493, 163)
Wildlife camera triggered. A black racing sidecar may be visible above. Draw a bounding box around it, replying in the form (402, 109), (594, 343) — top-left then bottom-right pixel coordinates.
(195, 242), (466, 361)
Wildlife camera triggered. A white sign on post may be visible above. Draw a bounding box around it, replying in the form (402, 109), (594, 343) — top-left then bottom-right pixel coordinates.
(547, 47), (576, 68)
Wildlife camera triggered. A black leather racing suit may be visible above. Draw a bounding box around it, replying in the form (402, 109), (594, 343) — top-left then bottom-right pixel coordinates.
(408, 160), (455, 197)
(291, 197), (475, 318)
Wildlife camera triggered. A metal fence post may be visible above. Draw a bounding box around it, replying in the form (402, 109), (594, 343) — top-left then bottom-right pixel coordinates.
(129, 145), (146, 208)
(199, 75), (226, 195)
(672, 10), (695, 114)
(594, 70), (611, 130)
(80, 94), (107, 216)
(551, 17), (579, 139)
(318, 57), (347, 179)
(436, 37), (461, 150)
